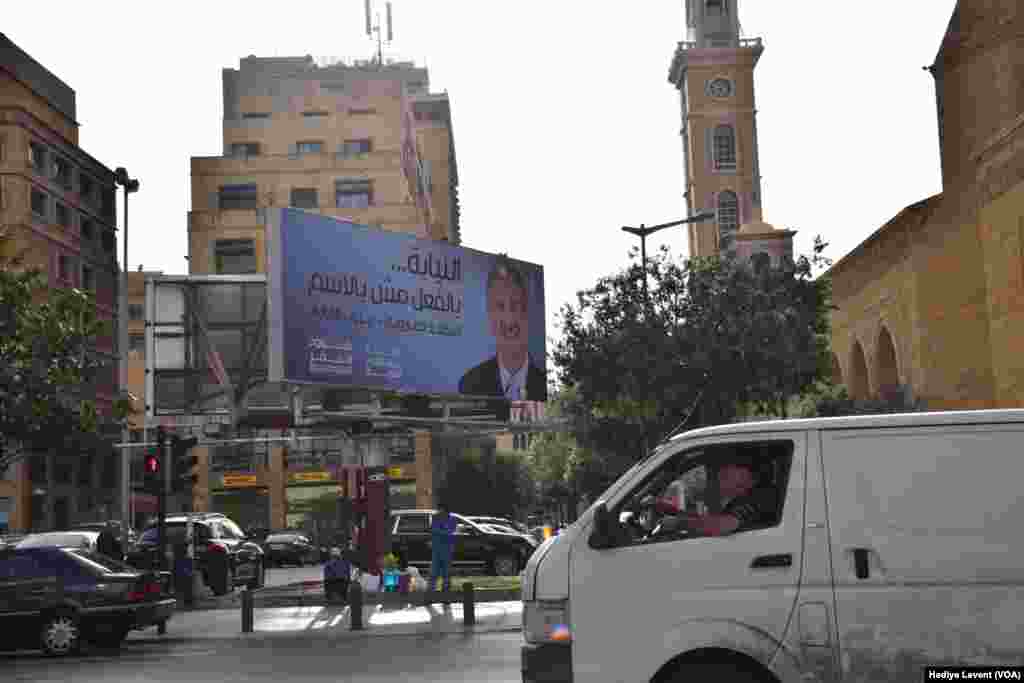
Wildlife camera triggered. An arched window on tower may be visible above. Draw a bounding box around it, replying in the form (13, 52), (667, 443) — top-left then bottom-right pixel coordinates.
(713, 125), (736, 171)
(706, 0), (726, 16)
(717, 190), (739, 255)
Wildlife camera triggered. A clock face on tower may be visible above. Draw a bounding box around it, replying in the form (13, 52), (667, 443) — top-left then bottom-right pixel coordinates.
(707, 78), (734, 98)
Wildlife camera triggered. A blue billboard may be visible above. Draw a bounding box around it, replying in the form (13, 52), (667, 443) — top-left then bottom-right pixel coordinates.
(266, 209), (547, 401)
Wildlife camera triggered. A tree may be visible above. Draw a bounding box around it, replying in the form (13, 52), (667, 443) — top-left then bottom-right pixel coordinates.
(0, 265), (131, 472)
(553, 239), (833, 472)
(435, 441), (535, 518)
(795, 381), (926, 417)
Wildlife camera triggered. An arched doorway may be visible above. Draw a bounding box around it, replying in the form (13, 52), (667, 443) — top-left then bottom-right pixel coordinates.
(875, 327), (900, 401)
(831, 353), (843, 386)
(850, 341), (869, 401)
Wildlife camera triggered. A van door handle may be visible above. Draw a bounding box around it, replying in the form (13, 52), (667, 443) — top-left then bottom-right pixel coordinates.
(852, 548), (870, 579)
(750, 553), (792, 569)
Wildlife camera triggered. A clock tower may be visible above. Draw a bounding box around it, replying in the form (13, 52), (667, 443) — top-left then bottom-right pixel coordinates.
(669, 0), (767, 260)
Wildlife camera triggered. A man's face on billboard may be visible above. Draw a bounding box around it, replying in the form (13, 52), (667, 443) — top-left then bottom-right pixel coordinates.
(487, 275), (530, 362)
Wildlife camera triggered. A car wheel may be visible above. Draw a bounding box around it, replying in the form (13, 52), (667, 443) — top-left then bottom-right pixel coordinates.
(211, 567), (233, 596)
(493, 554), (519, 577)
(40, 611), (81, 657)
(88, 625), (131, 649)
(247, 561), (264, 590)
(660, 659), (769, 683)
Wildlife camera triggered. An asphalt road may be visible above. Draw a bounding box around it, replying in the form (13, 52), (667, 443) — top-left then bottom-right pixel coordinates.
(2, 630), (525, 683)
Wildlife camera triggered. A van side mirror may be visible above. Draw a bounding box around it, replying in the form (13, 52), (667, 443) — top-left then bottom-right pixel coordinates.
(588, 502), (617, 550)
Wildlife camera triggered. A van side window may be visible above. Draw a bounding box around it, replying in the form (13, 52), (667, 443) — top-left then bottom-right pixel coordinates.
(614, 440), (793, 546)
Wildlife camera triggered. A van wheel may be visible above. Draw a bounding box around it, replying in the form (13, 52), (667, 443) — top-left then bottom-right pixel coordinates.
(40, 611), (81, 657)
(661, 659), (769, 683)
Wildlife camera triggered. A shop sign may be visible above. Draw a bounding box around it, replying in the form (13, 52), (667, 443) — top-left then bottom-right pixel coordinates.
(222, 473), (259, 488)
(289, 471), (333, 484)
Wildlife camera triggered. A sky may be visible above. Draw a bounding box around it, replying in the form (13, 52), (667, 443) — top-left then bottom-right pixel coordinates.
(5, 0), (956, 350)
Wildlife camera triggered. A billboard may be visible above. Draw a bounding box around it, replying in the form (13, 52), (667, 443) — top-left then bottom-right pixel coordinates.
(267, 208), (546, 401)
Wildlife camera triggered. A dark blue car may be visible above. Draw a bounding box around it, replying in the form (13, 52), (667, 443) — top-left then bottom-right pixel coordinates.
(0, 546), (176, 656)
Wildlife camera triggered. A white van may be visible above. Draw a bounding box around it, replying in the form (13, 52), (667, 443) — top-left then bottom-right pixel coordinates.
(521, 410), (1024, 683)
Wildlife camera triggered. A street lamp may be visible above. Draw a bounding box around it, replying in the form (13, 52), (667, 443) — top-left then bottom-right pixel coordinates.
(114, 167), (139, 553)
(621, 211), (716, 300)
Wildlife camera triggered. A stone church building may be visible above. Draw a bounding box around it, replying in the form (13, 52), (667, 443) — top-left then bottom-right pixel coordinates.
(828, 0), (1024, 409)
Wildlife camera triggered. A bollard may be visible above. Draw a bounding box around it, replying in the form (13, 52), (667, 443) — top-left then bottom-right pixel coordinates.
(463, 582), (475, 627)
(241, 589), (254, 633)
(349, 581), (364, 631)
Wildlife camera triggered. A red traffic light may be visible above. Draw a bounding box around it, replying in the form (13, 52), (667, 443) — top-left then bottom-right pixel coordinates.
(144, 453), (160, 474)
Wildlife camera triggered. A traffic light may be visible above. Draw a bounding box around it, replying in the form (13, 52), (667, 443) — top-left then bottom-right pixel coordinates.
(171, 434), (199, 493)
(143, 450), (162, 494)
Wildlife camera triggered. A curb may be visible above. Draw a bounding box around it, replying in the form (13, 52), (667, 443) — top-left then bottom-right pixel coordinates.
(127, 624), (523, 644)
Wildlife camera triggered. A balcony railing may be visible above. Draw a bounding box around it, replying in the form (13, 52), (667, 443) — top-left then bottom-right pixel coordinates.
(677, 37), (762, 51)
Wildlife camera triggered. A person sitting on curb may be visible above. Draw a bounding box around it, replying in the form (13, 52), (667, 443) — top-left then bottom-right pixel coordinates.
(324, 547), (351, 604)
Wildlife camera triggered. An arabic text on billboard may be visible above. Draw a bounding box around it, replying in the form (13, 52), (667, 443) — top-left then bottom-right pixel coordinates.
(267, 209), (546, 400)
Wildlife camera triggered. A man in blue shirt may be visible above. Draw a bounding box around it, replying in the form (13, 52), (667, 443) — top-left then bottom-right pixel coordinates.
(430, 503), (457, 593)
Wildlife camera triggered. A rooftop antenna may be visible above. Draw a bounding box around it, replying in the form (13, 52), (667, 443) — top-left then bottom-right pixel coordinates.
(365, 0), (394, 68)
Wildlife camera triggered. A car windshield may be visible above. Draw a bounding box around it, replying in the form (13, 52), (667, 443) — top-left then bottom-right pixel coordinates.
(265, 535), (297, 543)
(68, 549), (138, 574)
(17, 532), (94, 548)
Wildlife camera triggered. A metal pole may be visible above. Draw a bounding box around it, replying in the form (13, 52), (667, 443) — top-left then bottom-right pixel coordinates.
(640, 226), (648, 302)
(159, 435), (169, 571)
(119, 184), (130, 551)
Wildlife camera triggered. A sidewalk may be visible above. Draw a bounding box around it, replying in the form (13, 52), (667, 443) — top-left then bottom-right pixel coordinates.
(128, 600), (523, 643)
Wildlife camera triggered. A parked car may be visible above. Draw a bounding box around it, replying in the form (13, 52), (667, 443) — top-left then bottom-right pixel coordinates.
(70, 522), (138, 551)
(0, 546), (176, 655)
(390, 510), (537, 577)
(467, 516), (540, 547)
(0, 534), (26, 550)
(16, 530), (101, 552)
(262, 533), (319, 567)
(125, 513), (264, 596)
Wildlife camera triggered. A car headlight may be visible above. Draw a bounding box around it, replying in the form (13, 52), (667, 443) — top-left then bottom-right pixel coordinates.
(523, 599), (572, 644)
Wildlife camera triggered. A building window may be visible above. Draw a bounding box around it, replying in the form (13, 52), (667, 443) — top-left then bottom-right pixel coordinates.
(81, 217), (95, 242)
(713, 124), (736, 171)
(335, 179), (373, 209)
(128, 303), (144, 320)
(58, 253), (72, 282)
(30, 142), (47, 174)
(341, 139), (372, 157)
(218, 184), (258, 210)
(129, 333), (145, 353)
(214, 239), (257, 274)
(81, 265), (95, 291)
(102, 229), (116, 255)
(717, 190), (740, 254)
(55, 202), (71, 228)
(102, 188), (116, 219)
(229, 142), (261, 157)
(303, 111), (328, 118)
(296, 141), (324, 155)
(242, 112), (271, 120)
(290, 188), (318, 209)
(79, 173), (94, 202)
(31, 188), (48, 218)
(53, 156), (73, 189)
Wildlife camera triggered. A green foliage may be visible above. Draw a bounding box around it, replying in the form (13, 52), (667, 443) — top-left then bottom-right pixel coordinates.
(0, 266), (130, 469)
(436, 442), (535, 518)
(552, 238), (834, 476)
(795, 381), (927, 417)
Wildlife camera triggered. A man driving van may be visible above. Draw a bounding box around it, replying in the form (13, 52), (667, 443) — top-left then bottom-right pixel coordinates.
(680, 459), (777, 537)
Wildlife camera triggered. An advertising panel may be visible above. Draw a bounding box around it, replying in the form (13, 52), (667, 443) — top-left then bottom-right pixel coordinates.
(267, 208), (546, 401)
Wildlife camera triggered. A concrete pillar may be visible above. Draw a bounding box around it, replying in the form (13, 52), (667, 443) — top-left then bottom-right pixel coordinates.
(414, 431), (433, 509)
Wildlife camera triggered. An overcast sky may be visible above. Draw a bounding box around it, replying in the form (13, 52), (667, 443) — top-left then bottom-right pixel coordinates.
(6, 1), (955, 346)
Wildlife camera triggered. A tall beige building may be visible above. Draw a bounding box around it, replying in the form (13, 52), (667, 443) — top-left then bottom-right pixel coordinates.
(188, 55), (459, 277)
(669, 0), (767, 260)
